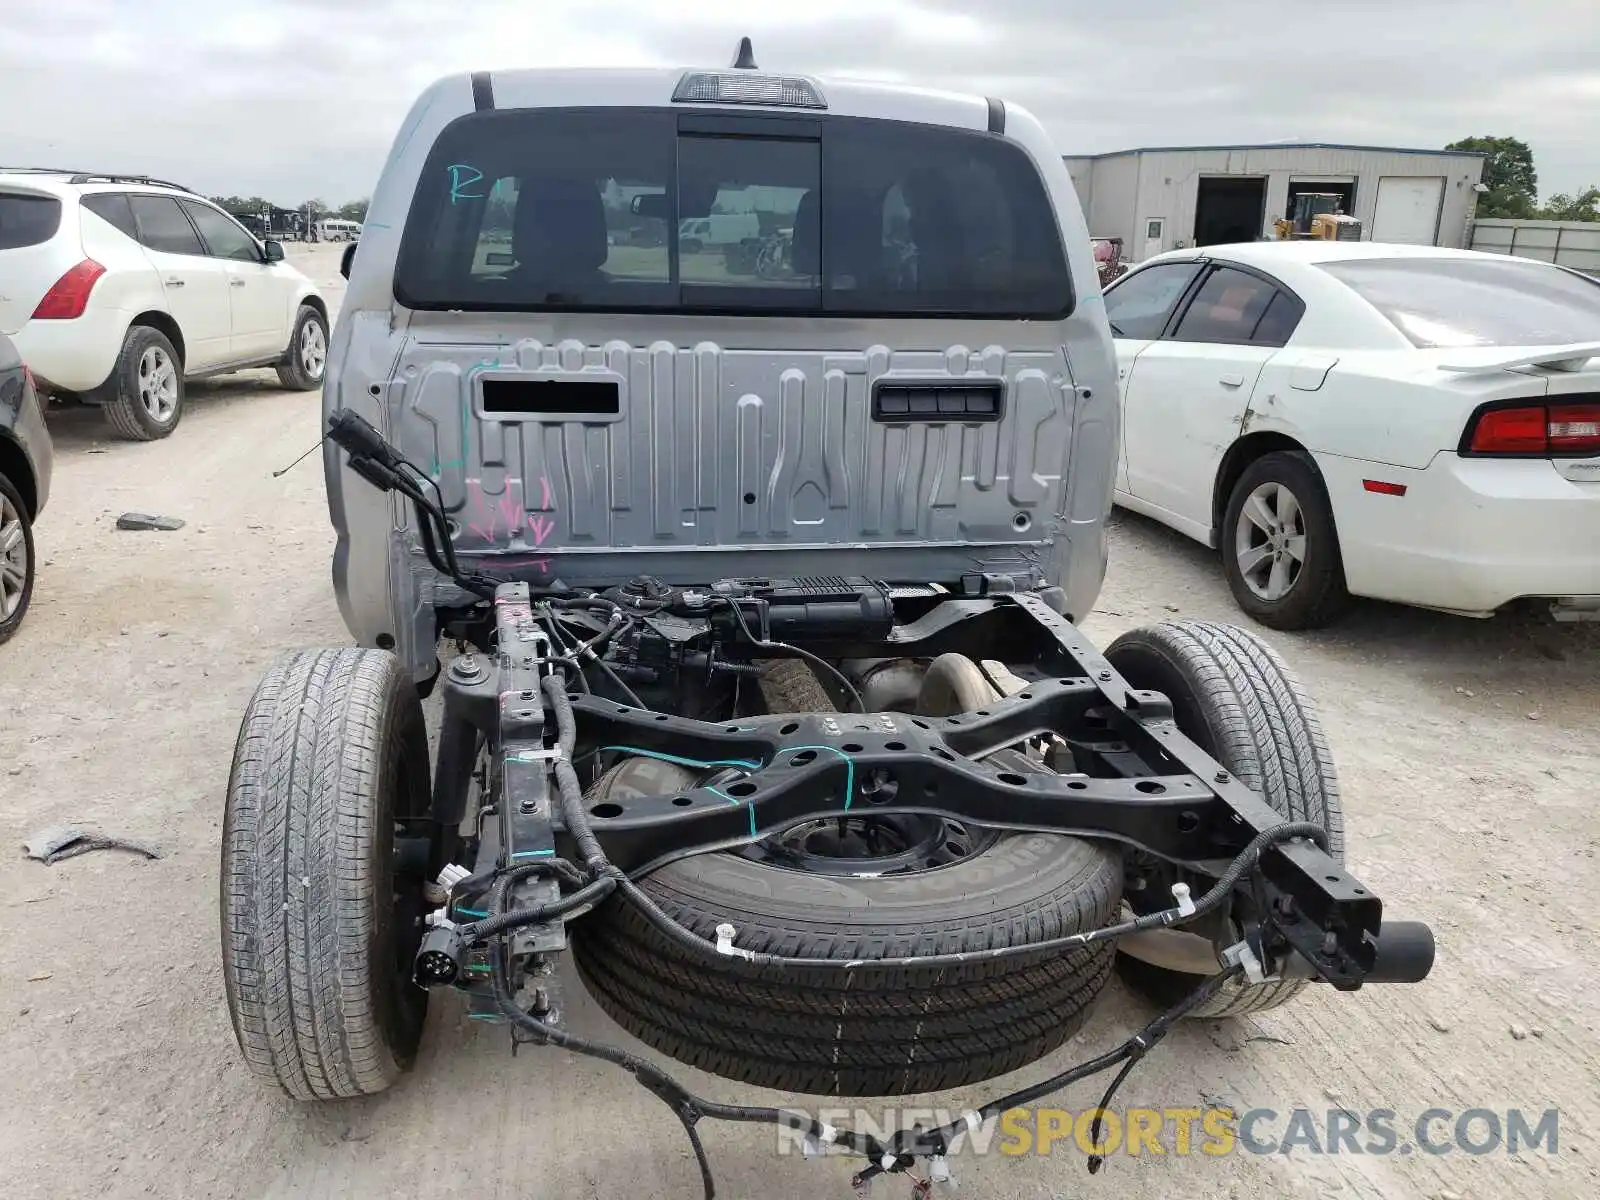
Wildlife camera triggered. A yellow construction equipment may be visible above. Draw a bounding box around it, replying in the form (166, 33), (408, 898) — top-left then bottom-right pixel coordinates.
(1274, 192), (1363, 241)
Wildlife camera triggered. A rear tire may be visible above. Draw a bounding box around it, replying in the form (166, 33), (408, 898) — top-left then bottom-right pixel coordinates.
(275, 305), (328, 391)
(100, 325), (184, 441)
(220, 648), (433, 1099)
(1104, 619), (1345, 1018)
(1220, 451), (1351, 630)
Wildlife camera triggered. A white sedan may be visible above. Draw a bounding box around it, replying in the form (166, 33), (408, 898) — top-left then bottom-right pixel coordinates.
(1101, 241), (1600, 628)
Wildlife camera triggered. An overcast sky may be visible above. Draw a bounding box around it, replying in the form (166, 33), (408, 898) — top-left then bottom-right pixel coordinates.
(3, 0), (1596, 205)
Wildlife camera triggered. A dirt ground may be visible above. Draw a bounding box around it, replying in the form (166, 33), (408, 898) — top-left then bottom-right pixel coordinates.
(2, 243), (1596, 1200)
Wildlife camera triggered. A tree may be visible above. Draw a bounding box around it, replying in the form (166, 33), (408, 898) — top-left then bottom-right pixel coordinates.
(1539, 187), (1600, 222)
(1446, 136), (1537, 218)
(209, 194), (278, 217)
(299, 198), (330, 219)
(336, 198), (369, 222)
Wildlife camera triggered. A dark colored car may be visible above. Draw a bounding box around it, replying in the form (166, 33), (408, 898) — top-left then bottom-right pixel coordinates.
(0, 331), (52, 643)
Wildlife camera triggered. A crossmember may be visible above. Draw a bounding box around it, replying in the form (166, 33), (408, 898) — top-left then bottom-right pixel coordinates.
(437, 583), (1382, 989)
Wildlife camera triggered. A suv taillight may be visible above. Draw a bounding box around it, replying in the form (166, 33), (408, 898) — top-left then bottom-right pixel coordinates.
(31, 259), (106, 320)
(1466, 401), (1600, 457)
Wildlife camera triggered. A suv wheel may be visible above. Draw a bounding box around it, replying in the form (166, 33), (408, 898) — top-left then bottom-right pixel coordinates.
(0, 474), (34, 644)
(276, 305), (328, 391)
(100, 326), (185, 441)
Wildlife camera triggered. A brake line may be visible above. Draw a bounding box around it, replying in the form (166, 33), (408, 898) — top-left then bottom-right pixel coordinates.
(715, 596), (867, 712)
(617, 818), (1328, 971)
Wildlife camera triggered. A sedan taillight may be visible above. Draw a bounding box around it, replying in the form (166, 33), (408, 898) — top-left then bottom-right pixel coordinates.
(1465, 401), (1600, 457)
(1549, 404), (1600, 453)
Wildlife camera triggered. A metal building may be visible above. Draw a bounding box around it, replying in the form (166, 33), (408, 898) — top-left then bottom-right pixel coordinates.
(1063, 143), (1486, 262)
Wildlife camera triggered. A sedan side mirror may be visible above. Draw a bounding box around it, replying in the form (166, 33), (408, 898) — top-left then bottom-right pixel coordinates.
(263, 240), (285, 263)
(340, 242), (357, 280)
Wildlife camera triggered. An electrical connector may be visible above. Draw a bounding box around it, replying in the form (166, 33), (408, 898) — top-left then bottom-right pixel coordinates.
(1170, 881), (1196, 918)
(1220, 939), (1268, 985)
(711, 921), (757, 961)
(414, 925), (465, 987)
(426, 862), (473, 904)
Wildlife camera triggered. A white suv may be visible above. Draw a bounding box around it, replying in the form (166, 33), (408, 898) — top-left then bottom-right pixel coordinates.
(0, 171), (329, 440)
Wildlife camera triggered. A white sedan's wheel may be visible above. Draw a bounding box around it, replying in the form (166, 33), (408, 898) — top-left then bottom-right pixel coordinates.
(1234, 480), (1308, 602)
(1221, 451), (1351, 630)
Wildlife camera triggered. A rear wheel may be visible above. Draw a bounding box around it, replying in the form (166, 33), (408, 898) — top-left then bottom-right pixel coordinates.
(275, 305), (328, 391)
(100, 325), (184, 441)
(220, 648), (434, 1099)
(1104, 619), (1345, 1017)
(1221, 451), (1351, 630)
(573, 659), (1124, 1096)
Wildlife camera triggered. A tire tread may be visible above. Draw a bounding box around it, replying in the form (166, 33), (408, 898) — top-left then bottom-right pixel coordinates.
(220, 647), (424, 1099)
(1105, 619), (1343, 1018)
(0, 473), (35, 645)
(1222, 451), (1351, 630)
(275, 306), (326, 391)
(100, 326), (183, 441)
(575, 661), (1125, 1095)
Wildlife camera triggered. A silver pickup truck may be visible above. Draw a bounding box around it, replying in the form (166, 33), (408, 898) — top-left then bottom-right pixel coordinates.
(218, 42), (1432, 1199)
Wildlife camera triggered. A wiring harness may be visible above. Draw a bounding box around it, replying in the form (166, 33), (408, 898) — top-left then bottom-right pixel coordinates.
(450, 675), (1321, 1199)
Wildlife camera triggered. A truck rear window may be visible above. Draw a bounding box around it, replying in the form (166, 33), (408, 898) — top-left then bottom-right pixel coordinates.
(0, 193), (62, 250)
(394, 108), (1073, 319)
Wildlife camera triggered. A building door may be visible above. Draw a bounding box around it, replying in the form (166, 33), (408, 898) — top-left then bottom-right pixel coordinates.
(1140, 218), (1165, 260)
(1286, 178), (1356, 221)
(1371, 176), (1444, 244)
(1193, 177), (1268, 247)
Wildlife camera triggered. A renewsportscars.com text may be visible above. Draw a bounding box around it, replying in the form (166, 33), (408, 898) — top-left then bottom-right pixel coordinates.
(776, 1106), (1560, 1158)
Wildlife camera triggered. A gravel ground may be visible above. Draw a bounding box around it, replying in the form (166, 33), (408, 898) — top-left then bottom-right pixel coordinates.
(1, 244), (1597, 1200)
